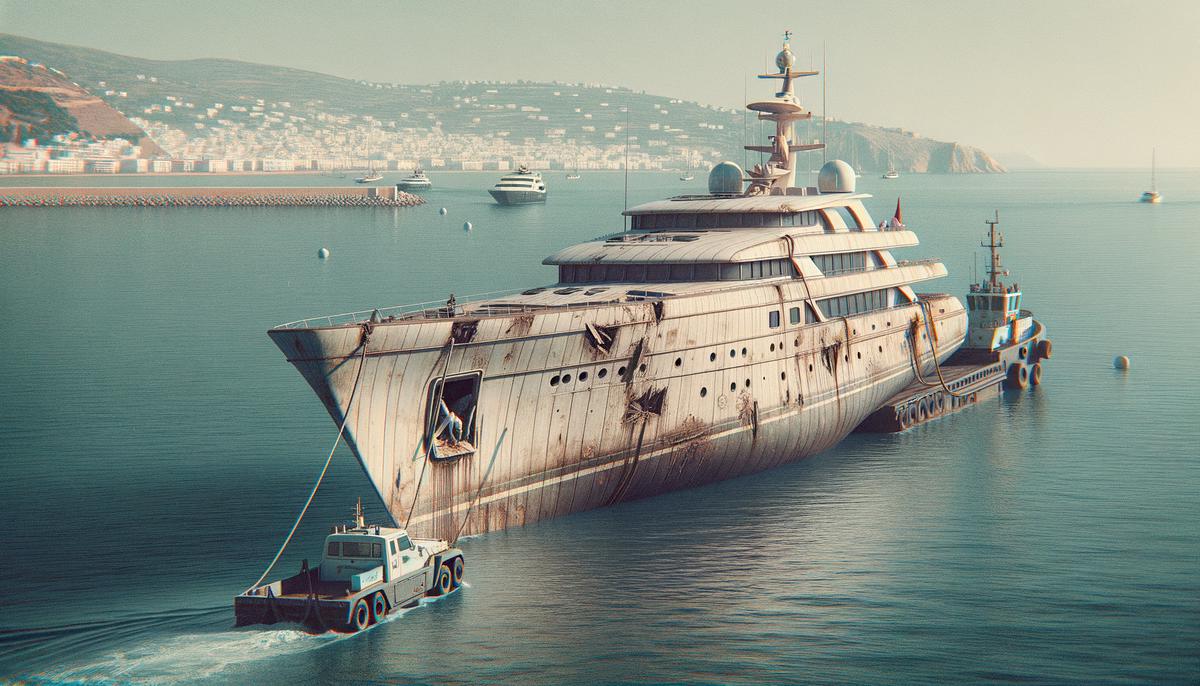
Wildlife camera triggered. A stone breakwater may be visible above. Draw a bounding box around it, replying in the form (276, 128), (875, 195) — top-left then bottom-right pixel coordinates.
(0, 186), (425, 208)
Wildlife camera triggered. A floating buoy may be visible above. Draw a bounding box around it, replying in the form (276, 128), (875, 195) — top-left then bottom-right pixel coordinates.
(439, 207), (448, 215)
(1113, 355), (1130, 370)
(317, 247), (330, 259)
(463, 221), (473, 231)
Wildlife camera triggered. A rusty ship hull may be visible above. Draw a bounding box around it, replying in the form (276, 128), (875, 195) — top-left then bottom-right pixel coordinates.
(270, 288), (966, 540)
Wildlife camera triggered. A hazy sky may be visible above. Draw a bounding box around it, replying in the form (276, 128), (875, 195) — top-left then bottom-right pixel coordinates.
(2, 0), (1196, 167)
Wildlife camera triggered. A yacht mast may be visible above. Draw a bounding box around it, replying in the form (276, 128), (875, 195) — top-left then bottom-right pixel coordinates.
(743, 30), (824, 193)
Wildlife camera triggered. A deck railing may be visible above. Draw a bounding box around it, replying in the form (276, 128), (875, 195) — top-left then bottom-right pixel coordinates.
(819, 258), (941, 278)
(276, 260), (945, 330)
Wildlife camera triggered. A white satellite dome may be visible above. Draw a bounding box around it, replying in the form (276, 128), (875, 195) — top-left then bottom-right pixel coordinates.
(818, 160), (856, 194)
(708, 161), (744, 195)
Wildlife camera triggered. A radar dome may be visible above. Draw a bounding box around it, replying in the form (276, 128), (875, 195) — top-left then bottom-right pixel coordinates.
(775, 46), (795, 72)
(818, 160), (856, 194)
(708, 162), (744, 195)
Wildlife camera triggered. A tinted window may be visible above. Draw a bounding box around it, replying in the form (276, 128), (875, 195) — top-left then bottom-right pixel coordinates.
(341, 541), (377, 558)
(397, 534), (413, 550)
(769, 311), (781, 328)
(789, 307), (801, 324)
(327, 542), (339, 557)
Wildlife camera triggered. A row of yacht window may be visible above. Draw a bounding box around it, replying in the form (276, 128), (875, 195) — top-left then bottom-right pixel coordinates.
(558, 251), (877, 285)
(629, 211), (822, 230)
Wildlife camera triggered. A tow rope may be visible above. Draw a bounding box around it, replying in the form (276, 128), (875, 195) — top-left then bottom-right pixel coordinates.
(243, 333), (370, 593)
(909, 300), (968, 399)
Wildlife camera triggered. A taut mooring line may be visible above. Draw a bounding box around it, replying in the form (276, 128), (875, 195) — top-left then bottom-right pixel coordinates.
(243, 336), (370, 593)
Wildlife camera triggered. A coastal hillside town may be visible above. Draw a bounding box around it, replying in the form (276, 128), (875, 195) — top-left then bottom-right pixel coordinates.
(0, 34), (1005, 175)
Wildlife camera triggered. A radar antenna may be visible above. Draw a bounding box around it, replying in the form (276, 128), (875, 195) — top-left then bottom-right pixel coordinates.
(353, 497), (365, 529)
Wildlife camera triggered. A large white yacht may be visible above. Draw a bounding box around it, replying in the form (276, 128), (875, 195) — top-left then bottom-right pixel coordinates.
(268, 34), (967, 540)
(396, 167), (432, 191)
(488, 165), (547, 205)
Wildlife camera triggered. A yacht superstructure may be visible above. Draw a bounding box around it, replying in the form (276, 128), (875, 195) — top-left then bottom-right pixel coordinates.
(268, 34), (967, 540)
(488, 165), (547, 205)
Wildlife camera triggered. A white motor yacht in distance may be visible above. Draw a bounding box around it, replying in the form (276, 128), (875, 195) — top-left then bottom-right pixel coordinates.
(484, 165), (547, 205)
(488, 165), (547, 205)
(397, 168), (433, 191)
(266, 32), (966, 541)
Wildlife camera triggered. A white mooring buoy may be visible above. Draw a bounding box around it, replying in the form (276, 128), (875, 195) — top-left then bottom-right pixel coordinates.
(463, 221), (473, 231)
(1113, 355), (1130, 370)
(439, 207), (448, 216)
(317, 247), (330, 259)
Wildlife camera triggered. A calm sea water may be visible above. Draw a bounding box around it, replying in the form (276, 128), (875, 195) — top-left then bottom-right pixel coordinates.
(1, 170), (1197, 685)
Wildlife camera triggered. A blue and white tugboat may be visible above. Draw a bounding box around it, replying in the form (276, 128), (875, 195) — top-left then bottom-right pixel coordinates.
(857, 211), (1052, 432)
(234, 500), (464, 633)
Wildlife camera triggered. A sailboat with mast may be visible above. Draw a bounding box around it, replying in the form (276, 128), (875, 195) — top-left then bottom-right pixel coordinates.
(679, 159), (694, 181)
(1139, 148), (1162, 203)
(882, 152), (899, 179)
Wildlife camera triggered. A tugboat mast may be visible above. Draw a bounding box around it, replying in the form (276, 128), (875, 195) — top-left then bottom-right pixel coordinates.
(983, 210), (1008, 290)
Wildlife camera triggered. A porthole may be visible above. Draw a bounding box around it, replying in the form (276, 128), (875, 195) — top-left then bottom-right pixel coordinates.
(844, 355), (849, 362)
(729, 349), (736, 358)
(675, 357), (682, 367)
(780, 372), (787, 380)
(856, 352), (862, 359)
(617, 366), (627, 377)
(741, 347), (748, 357)
(769, 343), (776, 352)
(730, 382), (737, 392)
(709, 352), (717, 362)
(579, 371), (589, 382)
(793, 339), (799, 347)
(809, 364), (814, 372)
(878, 345), (883, 353)
(550, 375), (561, 386)
(639, 363), (647, 373)
(598, 368), (608, 379)
(700, 387), (708, 398)
(745, 379), (751, 388)
(562, 373), (572, 383)
(871, 324), (876, 330)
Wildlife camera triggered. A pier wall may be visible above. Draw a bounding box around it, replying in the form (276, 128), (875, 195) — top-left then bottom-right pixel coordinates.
(0, 186), (424, 207)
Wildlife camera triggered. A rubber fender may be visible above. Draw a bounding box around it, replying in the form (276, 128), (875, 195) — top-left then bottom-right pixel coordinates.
(1037, 339), (1052, 360)
(1007, 363), (1028, 390)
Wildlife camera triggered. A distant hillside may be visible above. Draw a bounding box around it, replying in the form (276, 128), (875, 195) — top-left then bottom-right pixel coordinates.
(0, 34), (1004, 173)
(0, 55), (164, 155)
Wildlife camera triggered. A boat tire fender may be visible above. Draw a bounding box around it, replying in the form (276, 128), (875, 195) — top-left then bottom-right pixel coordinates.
(917, 399), (929, 423)
(351, 598), (371, 631)
(1037, 339), (1052, 360)
(1007, 363), (1028, 390)
(436, 564), (453, 595)
(451, 556), (465, 587)
(1030, 362), (1043, 386)
(372, 592), (388, 621)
